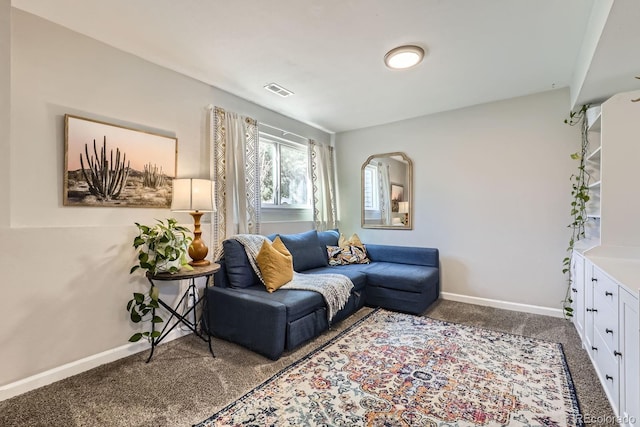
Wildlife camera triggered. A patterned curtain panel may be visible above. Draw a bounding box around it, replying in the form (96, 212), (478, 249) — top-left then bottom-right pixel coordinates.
(377, 161), (391, 225)
(309, 140), (338, 231)
(210, 106), (260, 258)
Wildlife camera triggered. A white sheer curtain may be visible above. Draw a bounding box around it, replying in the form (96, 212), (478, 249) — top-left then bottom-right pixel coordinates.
(210, 106), (260, 258)
(377, 161), (391, 225)
(309, 140), (338, 231)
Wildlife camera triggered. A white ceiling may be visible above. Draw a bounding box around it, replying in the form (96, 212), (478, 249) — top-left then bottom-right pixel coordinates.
(11, 0), (640, 133)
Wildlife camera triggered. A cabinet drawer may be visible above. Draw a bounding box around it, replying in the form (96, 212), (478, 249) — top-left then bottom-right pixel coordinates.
(593, 311), (618, 352)
(593, 328), (620, 407)
(592, 268), (619, 313)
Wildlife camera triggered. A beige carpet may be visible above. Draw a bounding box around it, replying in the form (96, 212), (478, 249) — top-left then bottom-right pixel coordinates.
(0, 300), (616, 426)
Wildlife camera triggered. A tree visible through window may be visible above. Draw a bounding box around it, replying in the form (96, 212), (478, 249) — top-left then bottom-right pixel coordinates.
(259, 132), (310, 208)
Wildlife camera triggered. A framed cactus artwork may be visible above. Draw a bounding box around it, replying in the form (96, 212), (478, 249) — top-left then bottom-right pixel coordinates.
(64, 114), (177, 208)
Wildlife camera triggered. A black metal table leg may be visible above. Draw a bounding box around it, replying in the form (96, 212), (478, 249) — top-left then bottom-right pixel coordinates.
(143, 264), (219, 362)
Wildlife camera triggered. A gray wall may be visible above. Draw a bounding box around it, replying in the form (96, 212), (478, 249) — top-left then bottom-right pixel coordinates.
(335, 88), (579, 309)
(1, 9), (329, 389)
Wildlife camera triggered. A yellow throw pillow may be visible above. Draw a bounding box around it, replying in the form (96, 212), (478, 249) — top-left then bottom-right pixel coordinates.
(338, 233), (364, 248)
(256, 236), (294, 292)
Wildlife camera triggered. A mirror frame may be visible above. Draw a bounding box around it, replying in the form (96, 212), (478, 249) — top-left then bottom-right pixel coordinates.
(361, 151), (413, 230)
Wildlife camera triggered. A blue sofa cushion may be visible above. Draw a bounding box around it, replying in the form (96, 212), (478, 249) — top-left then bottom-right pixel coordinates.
(361, 262), (439, 293)
(365, 244), (438, 267)
(237, 285), (325, 321)
(304, 265), (368, 291)
(222, 239), (260, 289)
(279, 230), (328, 272)
(317, 229), (339, 247)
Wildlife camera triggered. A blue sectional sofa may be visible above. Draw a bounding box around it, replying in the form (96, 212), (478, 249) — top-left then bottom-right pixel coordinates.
(204, 229), (439, 360)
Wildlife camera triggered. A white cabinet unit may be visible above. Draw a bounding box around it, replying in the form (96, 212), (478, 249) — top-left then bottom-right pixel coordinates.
(571, 251), (585, 341)
(619, 288), (639, 427)
(579, 256), (639, 426)
(571, 89), (640, 425)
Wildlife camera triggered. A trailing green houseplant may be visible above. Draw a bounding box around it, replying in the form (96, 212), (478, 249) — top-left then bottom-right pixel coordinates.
(126, 218), (192, 342)
(562, 105), (591, 318)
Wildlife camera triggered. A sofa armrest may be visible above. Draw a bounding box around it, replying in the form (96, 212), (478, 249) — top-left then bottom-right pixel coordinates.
(204, 286), (287, 360)
(211, 259), (231, 288)
(365, 244), (439, 268)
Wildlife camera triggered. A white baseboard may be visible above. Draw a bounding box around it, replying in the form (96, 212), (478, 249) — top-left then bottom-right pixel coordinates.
(0, 295), (563, 402)
(0, 329), (191, 402)
(440, 292), (565, 318)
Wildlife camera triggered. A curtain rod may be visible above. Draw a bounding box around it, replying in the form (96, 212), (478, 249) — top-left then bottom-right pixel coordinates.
(260, 123), (309, 142)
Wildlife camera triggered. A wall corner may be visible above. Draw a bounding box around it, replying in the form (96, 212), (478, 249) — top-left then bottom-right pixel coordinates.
(0, 0), (11, 228)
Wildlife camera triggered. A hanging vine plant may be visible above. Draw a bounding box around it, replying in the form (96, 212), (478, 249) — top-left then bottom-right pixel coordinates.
(561, 104), (591, 318)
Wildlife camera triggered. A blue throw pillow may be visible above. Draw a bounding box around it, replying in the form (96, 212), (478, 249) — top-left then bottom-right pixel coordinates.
(317, 229), (339, 247)
(223, 239), (260, 288)
(279, 230), (328, 272)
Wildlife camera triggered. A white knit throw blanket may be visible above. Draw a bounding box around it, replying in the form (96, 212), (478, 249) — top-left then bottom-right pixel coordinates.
(231, 234), (353, 322)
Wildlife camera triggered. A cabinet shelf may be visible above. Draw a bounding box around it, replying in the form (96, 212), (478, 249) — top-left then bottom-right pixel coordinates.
(586, 146), (601, 162)
(584, 105), (601, 243)
(587, 106), (601, 132)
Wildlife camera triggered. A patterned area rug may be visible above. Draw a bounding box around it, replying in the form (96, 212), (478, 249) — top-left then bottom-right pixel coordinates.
(196, 309), (583, 427)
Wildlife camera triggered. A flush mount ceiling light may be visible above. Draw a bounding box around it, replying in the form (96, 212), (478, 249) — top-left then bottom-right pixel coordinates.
(384, 45), (425, 70)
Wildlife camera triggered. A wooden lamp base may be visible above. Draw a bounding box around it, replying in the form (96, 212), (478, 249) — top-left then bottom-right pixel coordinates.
(188, 211), (210, 266)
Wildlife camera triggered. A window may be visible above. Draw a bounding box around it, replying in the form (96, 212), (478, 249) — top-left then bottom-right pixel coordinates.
(259, 129), (311, 211)
(363, 164), (378, 210)
(363, 164), (381, 220)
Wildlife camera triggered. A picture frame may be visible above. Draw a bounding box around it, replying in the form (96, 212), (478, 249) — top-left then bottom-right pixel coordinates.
(391, 184), (404, 212)
(64, 114), (177, 208)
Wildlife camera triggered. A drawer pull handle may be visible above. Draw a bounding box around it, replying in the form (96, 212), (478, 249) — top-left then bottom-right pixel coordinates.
(614, 351), (622, 357)
(606, 328), (613, 334)
(591, 277), (598, 282)
(605, 291), (613, 296)
(572, 288), (577, 293)
(586, 308), (598, 313)
(591, 346), (598, 351)
(606, 375), (613, 381)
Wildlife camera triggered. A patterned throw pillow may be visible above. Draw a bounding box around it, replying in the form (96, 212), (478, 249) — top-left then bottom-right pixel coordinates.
(349, 244), (370, 264)
(327, 243), (370, 266)
(337, 233), (371, 264)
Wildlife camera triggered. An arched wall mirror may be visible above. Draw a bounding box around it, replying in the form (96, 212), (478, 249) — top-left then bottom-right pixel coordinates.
(361, 152), (413, 229)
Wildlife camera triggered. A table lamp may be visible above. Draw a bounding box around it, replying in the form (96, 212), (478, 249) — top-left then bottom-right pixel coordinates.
(398, 201), (409, 225)
(171, 178), (215, 266)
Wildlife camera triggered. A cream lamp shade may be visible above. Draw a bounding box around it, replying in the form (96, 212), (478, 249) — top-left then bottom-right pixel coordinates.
(171, 178), (215, 266)
(171, 178), (215, 212)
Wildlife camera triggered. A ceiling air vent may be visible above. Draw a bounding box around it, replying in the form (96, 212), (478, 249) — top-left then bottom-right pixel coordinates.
(264, 82), (294, 98)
